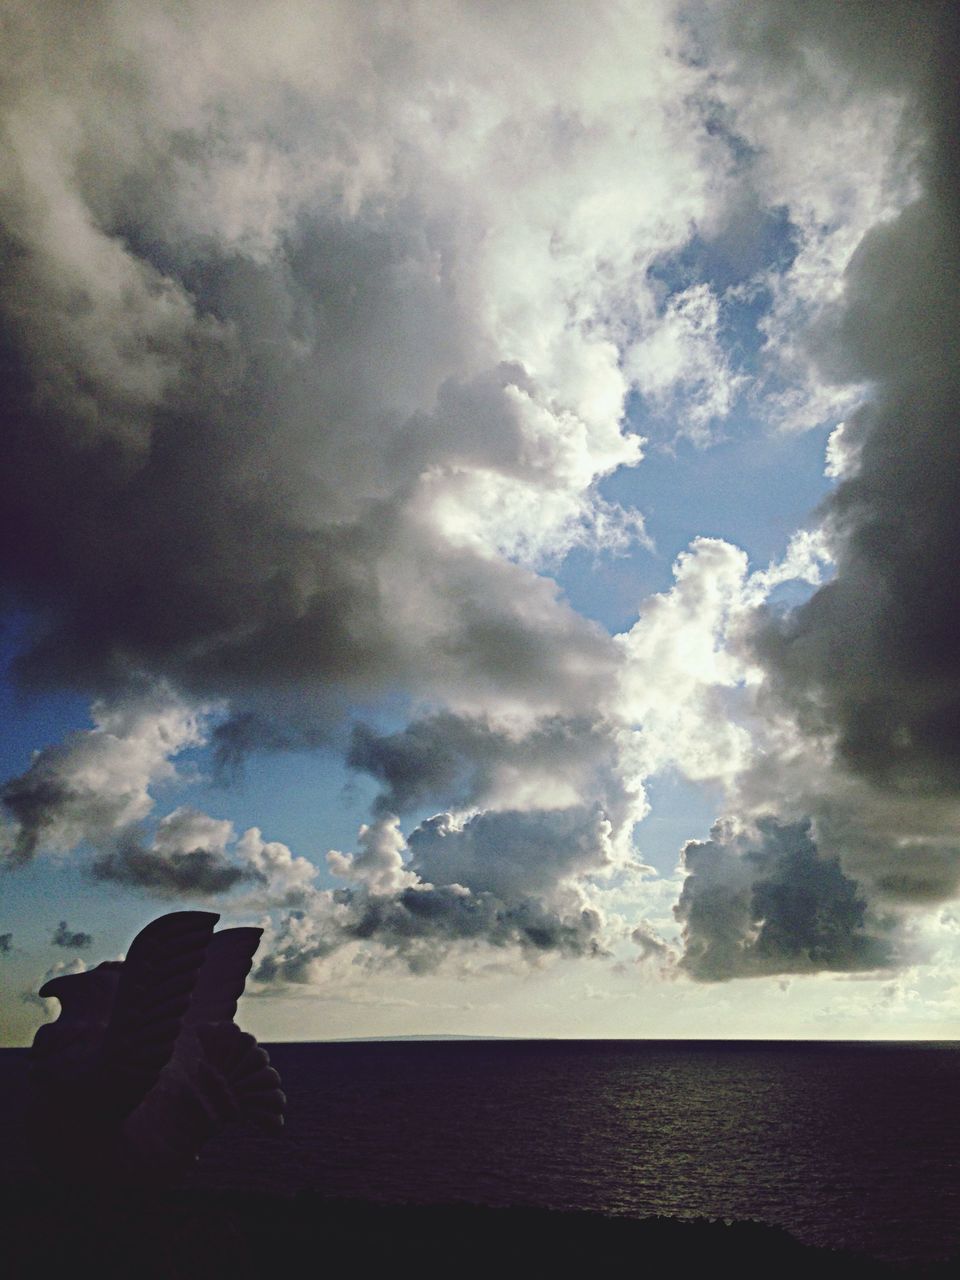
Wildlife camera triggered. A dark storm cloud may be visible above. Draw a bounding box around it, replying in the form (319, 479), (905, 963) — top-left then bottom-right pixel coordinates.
(738, 3), (960, 802)
(0, 230), (618, 715)
(210, 711), (331, 782)
(675, 818), (893, 982)
(0, 934), (11, 954)
(349, 712), (619, 816)
(0, 325), (400, 703)
(90, 838), (258, 897)
(406, 806), (613, 902)
(51, 921), (93, 949)
(657, 0), (960, 969)
(722, 0), (953, 104)
(1, 771), (75, 866)
(0, 33), (620, 722)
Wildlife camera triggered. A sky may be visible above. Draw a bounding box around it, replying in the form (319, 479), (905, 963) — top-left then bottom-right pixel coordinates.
(2, 0), (959, 1045)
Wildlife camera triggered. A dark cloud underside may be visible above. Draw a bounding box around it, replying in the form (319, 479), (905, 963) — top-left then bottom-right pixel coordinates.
(745, 4), (960, 799)
(91, 841), (257, 897)
(676, 818), (893, 981)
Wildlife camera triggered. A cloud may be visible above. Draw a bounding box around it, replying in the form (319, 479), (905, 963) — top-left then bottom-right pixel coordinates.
(328, 816), (419, 897)
(234, 826), (320, 907)
(597, 3), (960, 981)
(0, 0), (731, 734)
(616, 538), (757, 786)
(90, 837), (256, 898)
(348, 711), (634, 821)
(707, 0), (927, 432)
(0, 688), (206, 865)
(620, 521), (960, 978)
(342, 885), (607, 971)
(0, 1), (739, 981)
(51, 921), (93, 949)
(255, 880), (607, 984)
(88, 805), (318, 905)
(254, 800), (625, 980)
(406, 806), (614, 903)
(3, 0), (958, 992)
(675, 816), (894, 981)
(209, 712), (328, 782)
(625, 283), (745, 445)
(725, 4), (960, 907)
(631, 920), (679, 975)
(321, 704), (648, 972)
(0, 688), (320, 898)
(0, 934), (11, 954)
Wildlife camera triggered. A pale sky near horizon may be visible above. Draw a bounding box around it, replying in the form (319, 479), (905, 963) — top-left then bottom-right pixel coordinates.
(2, 0), (959, 1046)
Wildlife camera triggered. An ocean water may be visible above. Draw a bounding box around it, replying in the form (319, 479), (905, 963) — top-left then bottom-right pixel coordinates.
(3, 1039), (959, 1265)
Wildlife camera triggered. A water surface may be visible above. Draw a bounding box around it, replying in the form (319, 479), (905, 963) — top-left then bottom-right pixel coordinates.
(3, 1040), (958, 1264)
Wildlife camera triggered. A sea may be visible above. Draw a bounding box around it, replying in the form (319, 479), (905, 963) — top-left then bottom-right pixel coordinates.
(2, 1039), (959, 1267)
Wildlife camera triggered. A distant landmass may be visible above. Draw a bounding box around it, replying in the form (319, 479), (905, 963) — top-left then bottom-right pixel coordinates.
(328, 1033), (513, 1042)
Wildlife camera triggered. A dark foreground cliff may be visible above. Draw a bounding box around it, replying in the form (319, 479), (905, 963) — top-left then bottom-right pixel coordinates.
(3, 1183), (953, 1279)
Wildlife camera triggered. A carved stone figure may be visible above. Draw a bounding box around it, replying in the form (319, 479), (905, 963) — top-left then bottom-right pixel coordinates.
(30, 910), (285, 1184)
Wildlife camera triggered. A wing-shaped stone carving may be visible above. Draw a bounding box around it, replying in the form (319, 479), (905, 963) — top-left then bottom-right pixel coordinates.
(30, 911), (285, 1185)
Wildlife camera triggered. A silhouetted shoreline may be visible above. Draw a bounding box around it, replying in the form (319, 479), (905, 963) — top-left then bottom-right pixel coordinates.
(3, 1183), (953, 1279)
